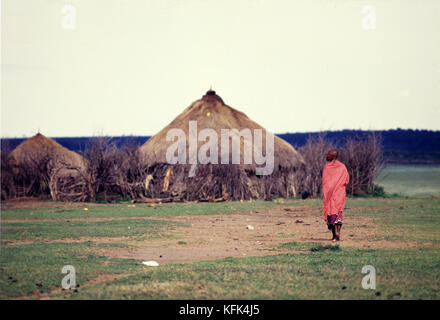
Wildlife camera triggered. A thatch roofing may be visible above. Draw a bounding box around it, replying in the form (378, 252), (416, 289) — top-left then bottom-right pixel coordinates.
(9, 133), (85, 170)
(139, 92), (304, 169)
(137, 92), (305, 201)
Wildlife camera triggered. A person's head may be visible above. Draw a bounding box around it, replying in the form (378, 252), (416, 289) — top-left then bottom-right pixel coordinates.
(326, 149), (338, 162)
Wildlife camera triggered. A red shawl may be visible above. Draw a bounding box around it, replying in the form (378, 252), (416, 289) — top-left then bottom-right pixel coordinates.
(322, 160), (349, 221)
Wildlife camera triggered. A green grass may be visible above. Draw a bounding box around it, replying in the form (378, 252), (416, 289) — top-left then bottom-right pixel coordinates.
(0, 200), (282, 220)
(343, 198), (440, 243)
(0, 242), (139, 299)
(2, 239), (438, 300)
(1, 219), (181, 241)
(279, 241), (341, 252)
(49, 245), (440, 300)
(1, 193), (439, 299)
(377, 164), (440, 197)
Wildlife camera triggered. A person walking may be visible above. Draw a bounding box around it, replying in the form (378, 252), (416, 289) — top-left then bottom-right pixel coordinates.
(322, 150), (349, 241)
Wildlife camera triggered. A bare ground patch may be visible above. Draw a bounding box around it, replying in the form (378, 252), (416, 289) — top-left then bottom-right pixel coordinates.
(1, 216), (170, 223)
(1, 236), (135, 246)
(2, 203), (427, 264)
(96, 206), (423, 264)
(1, 198), (97, 210)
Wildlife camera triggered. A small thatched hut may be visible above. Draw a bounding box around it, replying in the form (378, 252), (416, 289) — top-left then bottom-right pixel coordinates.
(8, 133), (86, 200)
(138, 91), (305, 201)
(9, 133), (84, 168)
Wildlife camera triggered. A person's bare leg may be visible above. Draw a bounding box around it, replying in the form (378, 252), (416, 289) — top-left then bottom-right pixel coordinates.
(331, 225), (336, 241)
(335, 224), (342, 241)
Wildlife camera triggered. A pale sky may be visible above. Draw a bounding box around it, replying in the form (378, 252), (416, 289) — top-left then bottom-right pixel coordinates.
(1, 0), (440, 138)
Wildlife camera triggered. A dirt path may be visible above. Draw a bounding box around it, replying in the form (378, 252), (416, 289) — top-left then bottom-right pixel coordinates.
(3, 203), (424, 265)
(1, 236), (135, 246)
(1, 198), (97, 210)
(2, 216), (173, 223)
(96, 206), (421, 264)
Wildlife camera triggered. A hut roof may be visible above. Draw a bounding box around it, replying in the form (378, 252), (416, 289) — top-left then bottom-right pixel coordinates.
(139, 92), (304, 168)
(9, 133), (85, 169)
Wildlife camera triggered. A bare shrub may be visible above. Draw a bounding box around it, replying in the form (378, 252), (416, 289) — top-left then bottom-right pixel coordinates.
(81, 137), (122, 201)
(52, 137), (148, 202)
(113, 142), (149, 200)
(339, 132), (384, 196)
(297, 132), (383, 197)
(296, 134), (335, 197)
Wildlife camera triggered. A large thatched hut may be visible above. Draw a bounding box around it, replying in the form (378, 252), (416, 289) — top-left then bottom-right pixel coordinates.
(7, 133), (85, 200)
(138, 91), (304, 201)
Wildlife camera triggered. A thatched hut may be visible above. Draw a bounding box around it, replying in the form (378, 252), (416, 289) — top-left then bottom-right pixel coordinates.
(138, 91), (305, 201)
(8, 133), (86, 200)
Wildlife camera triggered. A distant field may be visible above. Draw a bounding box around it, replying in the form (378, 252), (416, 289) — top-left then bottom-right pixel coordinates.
(376, 164), (440, 197)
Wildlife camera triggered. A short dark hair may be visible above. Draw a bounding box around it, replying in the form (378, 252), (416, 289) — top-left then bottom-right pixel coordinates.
(327, 149), (338, 161)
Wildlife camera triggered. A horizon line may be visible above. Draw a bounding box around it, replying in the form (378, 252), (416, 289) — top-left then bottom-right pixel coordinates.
(2, 127), (440, 140)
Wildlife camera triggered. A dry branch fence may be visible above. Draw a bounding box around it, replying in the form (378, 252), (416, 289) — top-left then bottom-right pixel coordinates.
(1, 133), (383, 201)
(295, 132), (384, 197)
